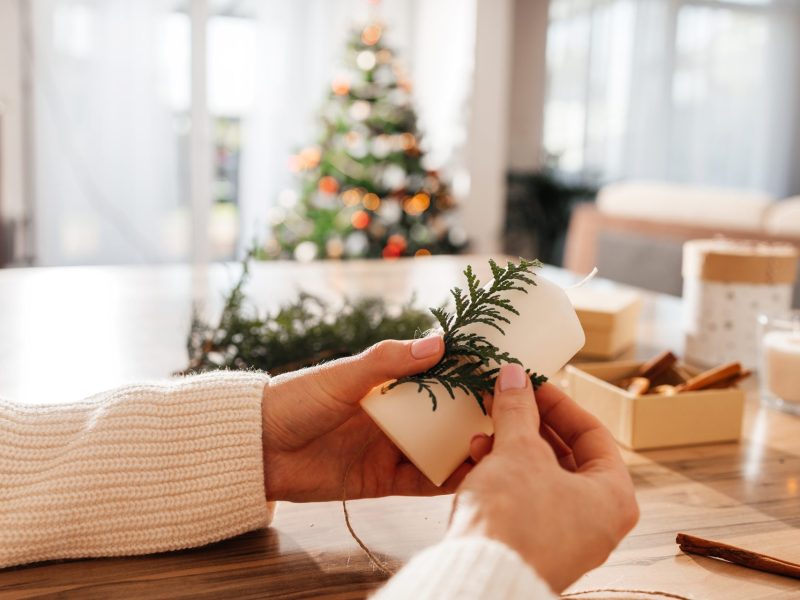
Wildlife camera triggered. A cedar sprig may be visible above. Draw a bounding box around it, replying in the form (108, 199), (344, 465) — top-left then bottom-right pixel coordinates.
(389, 258), (548, 413)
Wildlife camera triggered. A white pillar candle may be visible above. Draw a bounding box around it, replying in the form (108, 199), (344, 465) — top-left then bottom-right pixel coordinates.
(763, 331), (800, 404)
(465, 276), (587, 378)
(361, 273), (585, 486)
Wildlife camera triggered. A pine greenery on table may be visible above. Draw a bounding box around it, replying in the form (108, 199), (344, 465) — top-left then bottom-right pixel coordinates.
(389, 258), (547, 413)
(183, 258), (546, 412)
(182, 260), (434, 375)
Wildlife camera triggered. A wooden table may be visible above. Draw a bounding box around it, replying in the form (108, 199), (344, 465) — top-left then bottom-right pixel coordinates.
(0, 256), (798, 599)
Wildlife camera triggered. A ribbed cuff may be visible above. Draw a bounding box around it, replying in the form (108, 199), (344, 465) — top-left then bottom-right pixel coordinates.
(374, 537), (556, 599)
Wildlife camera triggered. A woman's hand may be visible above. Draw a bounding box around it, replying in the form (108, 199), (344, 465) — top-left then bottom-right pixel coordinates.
(449, 364), (639, 593)
(260, 335), (473, 502)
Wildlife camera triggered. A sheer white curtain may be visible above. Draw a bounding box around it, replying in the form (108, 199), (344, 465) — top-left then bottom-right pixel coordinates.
(31, 0), (185, 265)
(238, 0), (476, 250)
(544, 0), (800, 198)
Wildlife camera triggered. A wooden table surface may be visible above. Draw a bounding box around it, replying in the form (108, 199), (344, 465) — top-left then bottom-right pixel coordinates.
(0, 256), (798, 599)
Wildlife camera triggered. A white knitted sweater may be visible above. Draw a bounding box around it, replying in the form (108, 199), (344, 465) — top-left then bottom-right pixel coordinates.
(0, 371), (555, 599)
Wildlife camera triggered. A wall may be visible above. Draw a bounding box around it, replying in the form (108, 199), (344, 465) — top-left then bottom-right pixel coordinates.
(463, 0), (514, 254)
(464, 0), (550, 254)
(508, 0), (549, 171)
(0, 0), (26, 262)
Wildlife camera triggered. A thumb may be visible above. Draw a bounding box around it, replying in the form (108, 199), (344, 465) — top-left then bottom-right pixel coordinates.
(309, 335), (445, 402)
(491, 363), (542, 451)
(265, 335), (445, 445)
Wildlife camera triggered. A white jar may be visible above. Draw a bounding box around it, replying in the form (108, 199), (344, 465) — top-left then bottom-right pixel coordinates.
(682, 239), (798, 369)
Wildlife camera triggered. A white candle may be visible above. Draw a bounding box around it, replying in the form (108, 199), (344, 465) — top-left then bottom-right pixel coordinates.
(361, 272), (585, 486)
(466, 276), (586, 378)
(763, 331), (800, 404)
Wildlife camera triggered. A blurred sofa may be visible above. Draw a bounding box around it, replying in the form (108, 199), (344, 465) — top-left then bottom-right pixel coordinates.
(564, 181), (800, 306)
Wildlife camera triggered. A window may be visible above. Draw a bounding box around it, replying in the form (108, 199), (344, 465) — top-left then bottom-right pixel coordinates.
(543, 0), (800, 197)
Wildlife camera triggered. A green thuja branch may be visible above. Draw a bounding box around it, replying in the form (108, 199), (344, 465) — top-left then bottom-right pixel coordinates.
(389, 258), (548, 413)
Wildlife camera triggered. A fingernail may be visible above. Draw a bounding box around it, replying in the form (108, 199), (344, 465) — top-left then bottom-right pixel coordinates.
(498, 363), (528, 391)
(411, 335), (441, 359)
(471, 433), (490, 445)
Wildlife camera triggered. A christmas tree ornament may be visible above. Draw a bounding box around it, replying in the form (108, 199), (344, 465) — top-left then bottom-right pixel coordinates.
(361, 258), (585, 486)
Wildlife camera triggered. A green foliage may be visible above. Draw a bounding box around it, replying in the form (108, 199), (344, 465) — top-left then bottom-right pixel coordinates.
(389, 258), (547, 413)
(181, 260), (435, 375)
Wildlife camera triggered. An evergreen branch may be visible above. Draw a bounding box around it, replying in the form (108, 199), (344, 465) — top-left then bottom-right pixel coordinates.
(389, 258), (547, 413)
(181, 257), (435, 376)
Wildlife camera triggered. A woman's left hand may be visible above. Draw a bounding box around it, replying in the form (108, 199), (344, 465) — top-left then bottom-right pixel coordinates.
(260, 335), (471, 502)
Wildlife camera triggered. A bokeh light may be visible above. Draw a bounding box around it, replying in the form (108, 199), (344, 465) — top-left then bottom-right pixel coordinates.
(351, 210), (370, 229)
(318, 175), (339, 195)
(361, 24), (382, 46)
(341, 188), (362, 206)
(362, 193), (381, 211)
(403, 192), (430, 216)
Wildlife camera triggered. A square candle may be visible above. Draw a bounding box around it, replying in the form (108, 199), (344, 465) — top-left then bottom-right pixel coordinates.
(759, 312), (800, 415)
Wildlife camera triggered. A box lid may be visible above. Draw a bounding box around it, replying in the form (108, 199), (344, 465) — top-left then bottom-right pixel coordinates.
(566, 287), (642, 329)
(682, 239), (798, 284)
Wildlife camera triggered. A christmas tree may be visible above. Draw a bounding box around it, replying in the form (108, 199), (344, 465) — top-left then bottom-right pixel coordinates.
(264, 21), (467, 261)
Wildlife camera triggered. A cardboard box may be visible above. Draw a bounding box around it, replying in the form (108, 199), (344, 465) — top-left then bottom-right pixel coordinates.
(566, 360), (745, 450)
(567, 288), (642, 359)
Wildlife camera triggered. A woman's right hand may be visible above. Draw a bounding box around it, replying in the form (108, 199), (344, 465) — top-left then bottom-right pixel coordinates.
(447, 365), (639, 593)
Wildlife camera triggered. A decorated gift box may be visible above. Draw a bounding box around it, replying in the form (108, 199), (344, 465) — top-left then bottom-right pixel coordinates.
(566, 287), (642, 359)
(566, 352), (746, 450)
(682, 239), (799, 369)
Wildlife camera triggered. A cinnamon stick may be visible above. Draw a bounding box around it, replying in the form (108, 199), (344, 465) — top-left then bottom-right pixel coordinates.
(676, 533), (800, 580)
(675, 362), (742, 392)
(638, 350), (678, 381)
(703, 369), (752, 390)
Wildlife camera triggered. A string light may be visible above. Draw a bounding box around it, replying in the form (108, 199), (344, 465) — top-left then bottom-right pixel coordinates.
(362, 193), (381, 211)
(376, 48), (392, 64)
(400, 133), (416, 150)
(318, 176), (339, 195)
(404, 193), (430, 216)
(289, 146), (321, 172)
(326, 237), (345, 259)
(331, 77), (350, 96)
(294, 241), (318, 262)
(361, 24), (382, 46)
(349, 100), (371, 121)
(351, 210), (370, 229)
(356, 50), (377, 71)
(341, 188), (362, 207)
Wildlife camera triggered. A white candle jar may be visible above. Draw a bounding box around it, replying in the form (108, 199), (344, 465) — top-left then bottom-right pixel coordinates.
(361, 272), (585, 486)
(683, 240), (799, 369)
(758, 311), (800, 416)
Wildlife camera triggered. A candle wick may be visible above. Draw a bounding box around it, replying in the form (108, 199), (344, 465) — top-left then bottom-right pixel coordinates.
(569, 267), (599, 290)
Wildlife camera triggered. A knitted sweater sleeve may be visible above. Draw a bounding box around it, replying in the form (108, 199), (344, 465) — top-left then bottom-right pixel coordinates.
(0, 371), (273, 569)
(374, 537), (557, 600)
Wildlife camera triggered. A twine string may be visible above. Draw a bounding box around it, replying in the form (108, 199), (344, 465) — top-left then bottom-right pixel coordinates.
(341, 441), (691, 599)
(341, 434), (396, 576)
(561, 589), (693, 600)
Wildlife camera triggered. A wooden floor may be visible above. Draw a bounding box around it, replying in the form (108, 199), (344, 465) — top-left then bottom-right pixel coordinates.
(0, 256), (798, 599)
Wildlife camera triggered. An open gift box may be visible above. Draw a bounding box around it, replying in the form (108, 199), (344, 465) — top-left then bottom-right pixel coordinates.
(565, 360), (745, 450)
